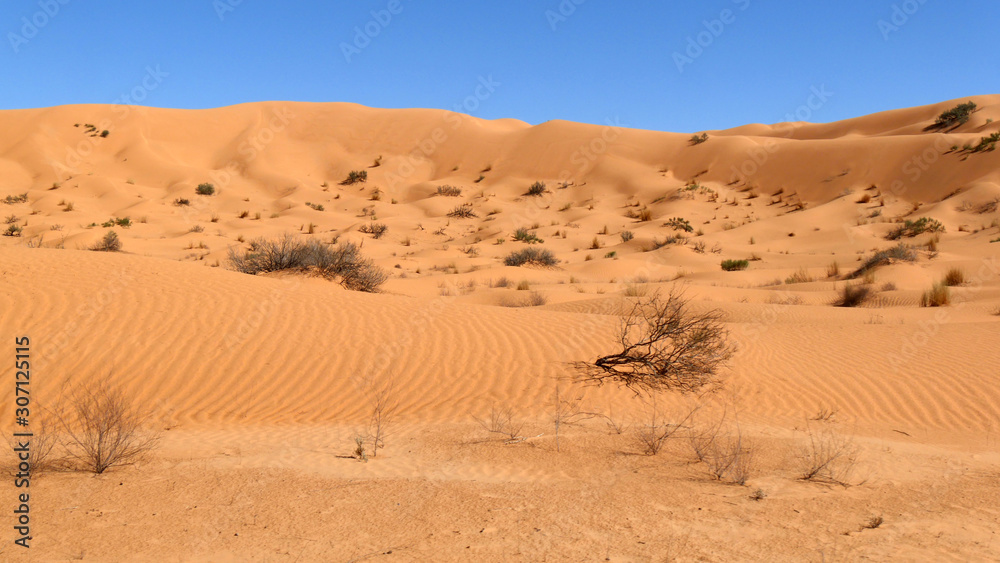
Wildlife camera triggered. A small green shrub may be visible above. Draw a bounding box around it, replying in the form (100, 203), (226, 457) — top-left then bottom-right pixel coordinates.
(721, 259), (749, 271)
(195, 183), (215, 196)
(664, 217), (694, 232)
(849, 243), (917, 278)
(2, 193), (28, 204)
(886, 217), (944, 240)
(513, 228), (543, 244)
(620, 230), (634, 242)
(934, 101), (976, 128)
(689, 133), (709, 145)
(3, 224), (22, 237)
(342, 170), (368, 185)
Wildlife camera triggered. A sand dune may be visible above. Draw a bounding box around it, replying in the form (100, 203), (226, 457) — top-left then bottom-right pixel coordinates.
(1, 97), (999, 560)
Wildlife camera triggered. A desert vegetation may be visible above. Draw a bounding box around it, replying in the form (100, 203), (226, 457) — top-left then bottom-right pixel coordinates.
(342, 170), (368, 185)
(524, 181), (547, 197)
(932, 101), (976, 129)
(228, 234), (387, 292)
(721, 259), (749, 271)
(886, 217), (944, 240)
(53, 377), (161, 474)
(504, 247), (557, 267)
(90, 230), (122, 252)
(576, 289), (733, 393)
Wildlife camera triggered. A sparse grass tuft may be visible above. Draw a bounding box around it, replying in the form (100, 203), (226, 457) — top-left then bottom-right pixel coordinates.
(836, 283), (871, 307)
(944, 268), (965, 286)
(920, 282), (950, 307)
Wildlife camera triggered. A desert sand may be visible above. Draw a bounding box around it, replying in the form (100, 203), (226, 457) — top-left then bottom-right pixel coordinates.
(0, 96), (999, 561)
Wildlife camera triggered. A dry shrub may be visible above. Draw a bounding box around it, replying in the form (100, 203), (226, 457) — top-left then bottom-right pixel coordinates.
(827, 261), (840, 278)
(504, 247), (557, 267)
(798, 424), (862, 486)
(90, 230), (122, 252)
(54, 377), (159, 474)
(785, 267), (813, 284)
(576, 289), (733, 393)
(499, 291), (546, 307)
(688, 409), (756, 485)
(920, 282), (950, 307)
(4, 418), (59, 476)
(634, 399), (697, 456)
(448, 203), (477, 218)
(836, 283), (871, 307)
(944, 268), (966, 286)
(474, 404), (525, 442)
(228, 234), (387, 292)
(436, 185), (462, 197)
(359, 222), (388, 239)
(358, 375), (397, 458)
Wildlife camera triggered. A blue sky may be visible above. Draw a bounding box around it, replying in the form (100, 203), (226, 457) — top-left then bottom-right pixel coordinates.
(2, 0), (997, 132)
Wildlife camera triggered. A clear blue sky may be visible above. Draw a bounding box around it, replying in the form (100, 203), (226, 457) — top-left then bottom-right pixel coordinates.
(2, 0), (997, 132)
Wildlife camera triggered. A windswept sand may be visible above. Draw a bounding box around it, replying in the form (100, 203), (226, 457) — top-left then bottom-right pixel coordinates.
(0, 97), (999, 561)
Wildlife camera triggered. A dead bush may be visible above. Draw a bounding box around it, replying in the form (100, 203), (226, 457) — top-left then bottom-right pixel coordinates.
(359, 222), (388, 239)
(576, 288), (733, 393)
(634, 399), (697, 456)
(688, 408), (756, 485)
(474, 404), (526, 443)
(54, 377), (159, 474)
(798, 424), (862, 486)
(4, 417), (59, 476)
(835, 283), (872, 307)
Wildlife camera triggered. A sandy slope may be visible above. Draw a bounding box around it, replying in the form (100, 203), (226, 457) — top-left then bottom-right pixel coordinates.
(0, 97), (999, 560)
